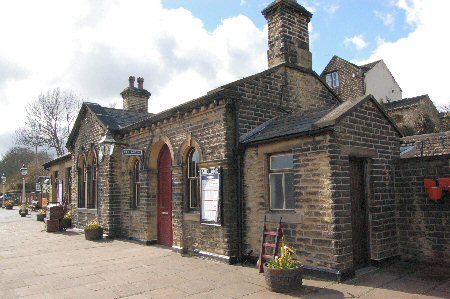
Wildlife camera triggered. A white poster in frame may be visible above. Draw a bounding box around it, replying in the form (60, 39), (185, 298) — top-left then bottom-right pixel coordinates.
(200, 167), (222, 225)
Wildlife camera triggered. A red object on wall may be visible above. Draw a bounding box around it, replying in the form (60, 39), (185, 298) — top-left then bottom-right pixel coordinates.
(423, 178), (437, 189)
(438, 178), (450, 191)
(427, 187), (443, 201)
(157, 144), (173, 247)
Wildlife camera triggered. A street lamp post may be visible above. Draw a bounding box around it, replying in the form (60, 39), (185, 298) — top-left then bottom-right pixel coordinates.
(1, 173), (6, 208)
(20, 164), (28, 217)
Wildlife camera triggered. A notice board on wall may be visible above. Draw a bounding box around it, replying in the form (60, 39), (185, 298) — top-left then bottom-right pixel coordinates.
(200, 167), (222, 225)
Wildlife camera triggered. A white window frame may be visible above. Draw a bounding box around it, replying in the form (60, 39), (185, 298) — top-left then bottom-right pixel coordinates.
(269, 153), (294, 210)
(326, 71), (339, 88)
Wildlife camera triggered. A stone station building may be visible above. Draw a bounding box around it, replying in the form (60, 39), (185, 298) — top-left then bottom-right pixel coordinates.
(46, 0), (408, 281)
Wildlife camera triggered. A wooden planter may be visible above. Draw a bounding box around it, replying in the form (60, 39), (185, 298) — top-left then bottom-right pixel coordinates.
(85, 228), (103, 240)
(36, 214), (45, 221)
(263, 264), (303, 293)
(5, 205), (13, 210)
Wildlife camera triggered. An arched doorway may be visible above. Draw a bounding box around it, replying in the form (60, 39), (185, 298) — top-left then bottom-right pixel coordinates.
(157, 144), (173, 246)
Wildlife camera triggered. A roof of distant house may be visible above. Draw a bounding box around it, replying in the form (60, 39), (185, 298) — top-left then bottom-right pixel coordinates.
(385, 94), (430, 111)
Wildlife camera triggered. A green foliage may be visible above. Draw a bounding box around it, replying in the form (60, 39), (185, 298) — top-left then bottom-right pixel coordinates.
(0, 147), (52, 192)
(266, 237), (301, 269)
(64, 211), (72, 220)
(38, 208), (46, 215)
(84, 219), (102, 231)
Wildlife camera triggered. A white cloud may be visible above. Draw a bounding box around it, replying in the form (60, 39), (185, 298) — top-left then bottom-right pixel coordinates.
(324, 3), (340, 15)
(344, 34), (368, 50)
(361, 0), (450, 106)
(0, 0), (268, 156)
(374, 10), (395, 29)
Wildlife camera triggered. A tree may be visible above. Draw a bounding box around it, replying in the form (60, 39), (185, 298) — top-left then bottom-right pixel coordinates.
(438, 104), (450, 132)
(0, 147), (52, 192)
(15, 88), (81, 156)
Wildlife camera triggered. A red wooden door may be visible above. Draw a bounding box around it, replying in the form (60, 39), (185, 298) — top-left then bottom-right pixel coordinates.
(349, 158), (369, 269)
(157, 145), (173, 246)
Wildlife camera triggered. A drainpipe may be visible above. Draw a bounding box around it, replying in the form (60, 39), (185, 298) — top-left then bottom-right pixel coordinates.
(233, 98), (244, 263)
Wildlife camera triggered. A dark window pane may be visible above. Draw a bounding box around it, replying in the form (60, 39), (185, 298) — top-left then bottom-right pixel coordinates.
(284, 173), (295, 209)
(190, 179), (199, 208)
(270, 174), (283, 209)
(271, 154), (293, 170)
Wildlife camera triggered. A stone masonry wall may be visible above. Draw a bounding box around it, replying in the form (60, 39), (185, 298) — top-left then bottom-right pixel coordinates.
(321, 56), (365, 101)
(330, 100), (400, 270)
(395, 155), (450, 264)
(230, 65), (339, 137)
(114, 100), (238, 258)
(243, 135), (335, 269)
(70, 110), (108, 230)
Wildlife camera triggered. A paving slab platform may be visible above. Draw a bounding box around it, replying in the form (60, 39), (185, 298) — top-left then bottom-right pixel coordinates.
(0, 208), (449, 298)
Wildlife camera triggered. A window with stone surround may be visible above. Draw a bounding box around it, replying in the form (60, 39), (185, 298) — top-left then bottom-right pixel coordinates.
(187, 148), (200, 210)
(325, 71), (339, 88)
(88, 155), (97, 209)
(269, 153), (294, 210)
(131, 159), (140, 209)
(77, 156), (86, 208)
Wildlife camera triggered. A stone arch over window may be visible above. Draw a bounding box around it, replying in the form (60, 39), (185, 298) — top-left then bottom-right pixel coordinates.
(179, 135), (204, 211)
(130, 158), (141, 209)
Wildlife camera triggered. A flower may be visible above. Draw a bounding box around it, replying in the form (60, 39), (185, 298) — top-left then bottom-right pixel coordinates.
(84, 219), (102, 231)
(266, 236), (301, 269)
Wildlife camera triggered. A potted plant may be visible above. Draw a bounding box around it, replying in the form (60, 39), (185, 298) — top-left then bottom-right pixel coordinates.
(36, 209), (46, 221)
(263, 237), (303, 293)
(84, 219), (103, 240)
(4, 200), (14, 210)
(19, 204), (28, 217)
(61, 211), (72, 229)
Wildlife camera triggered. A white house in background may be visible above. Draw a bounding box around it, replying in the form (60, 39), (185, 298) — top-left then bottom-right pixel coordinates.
(321, 55), (402, 103)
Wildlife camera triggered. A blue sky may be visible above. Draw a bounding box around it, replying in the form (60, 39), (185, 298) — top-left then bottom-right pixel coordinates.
(0, 0), (448, 157)
(163, 0), (414, 73)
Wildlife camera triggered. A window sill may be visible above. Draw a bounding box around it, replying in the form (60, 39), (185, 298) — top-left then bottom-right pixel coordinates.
(266, 211), (302, 224)
(183, 212), (200, 222)
(77, 208), (97, 214)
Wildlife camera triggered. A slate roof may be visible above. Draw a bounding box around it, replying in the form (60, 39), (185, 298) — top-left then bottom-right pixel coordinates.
(385, 94), (429, 111)
(66, 102), (152, 148)
(84, 103), (151, 130)
(241, 95), (402, 145)
(400, 131), (450, 158)
(240, 108), (334, 144)
(43, 152), (72, 169)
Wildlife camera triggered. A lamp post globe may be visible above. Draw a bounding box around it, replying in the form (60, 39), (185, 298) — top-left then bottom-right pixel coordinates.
(20, 164), (28, 217)
(1, 173), (5, 209)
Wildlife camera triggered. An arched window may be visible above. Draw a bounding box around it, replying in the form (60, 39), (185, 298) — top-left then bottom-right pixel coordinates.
(132, 159), (140, 208)
(78, 156), (86, 208)
(187, 148), (200, 210)
(88, 155), (97, 209)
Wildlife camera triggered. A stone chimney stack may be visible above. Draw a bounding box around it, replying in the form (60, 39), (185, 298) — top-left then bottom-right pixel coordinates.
(121, 76), (151, 113)
(262, 0), (313, 69)
(129, 76), (135, 87)
(137, 77), (144, 89)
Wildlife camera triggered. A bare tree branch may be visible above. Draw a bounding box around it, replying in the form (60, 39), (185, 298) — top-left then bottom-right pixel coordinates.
(15, 88), (82, 156)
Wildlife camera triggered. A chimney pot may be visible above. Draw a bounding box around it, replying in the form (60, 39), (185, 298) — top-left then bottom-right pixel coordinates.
(129, 76), (135, 87)
(137, 77), (144, 89)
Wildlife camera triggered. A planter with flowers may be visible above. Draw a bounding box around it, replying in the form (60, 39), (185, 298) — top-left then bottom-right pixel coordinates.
(4, 200), (14, 210)
(84, 220), (103, 240)
(36, 209), (46, 221)
(61, 211), (72, 229)
(263, 237), (303, 293)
